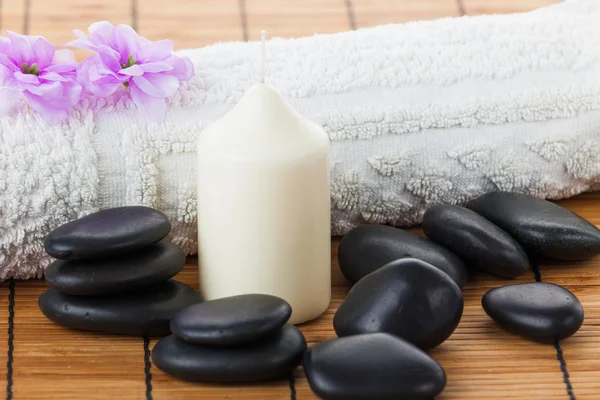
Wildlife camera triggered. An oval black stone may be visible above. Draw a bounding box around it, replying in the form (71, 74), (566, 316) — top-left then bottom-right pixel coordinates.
(334, 258), (463, 350)
(423, 204), (530, 279)
(38, 280), (201, 336)
(482, 282), (584, 343)
(338, 225), (468, 287)
(152, 325), (306, 383)
(44, 206), (171, 260)
(45, 242), (185, 295)
(303, 333), (446, 400)
(171, 294), (291, 345)
(469, 192), (600, 261)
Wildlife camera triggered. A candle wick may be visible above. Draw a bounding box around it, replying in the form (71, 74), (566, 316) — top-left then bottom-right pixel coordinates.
(259, 30), (266, 84)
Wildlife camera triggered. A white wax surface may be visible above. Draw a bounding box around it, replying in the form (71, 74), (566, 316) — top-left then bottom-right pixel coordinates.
(196, 83), (331, 324)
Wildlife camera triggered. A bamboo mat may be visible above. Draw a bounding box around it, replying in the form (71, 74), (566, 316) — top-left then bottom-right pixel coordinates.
(4, 0), (600, 399)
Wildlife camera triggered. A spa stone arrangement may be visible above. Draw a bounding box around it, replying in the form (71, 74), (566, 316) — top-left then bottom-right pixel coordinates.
(39, 207), (201, 336)
(37, 190), (599, 399)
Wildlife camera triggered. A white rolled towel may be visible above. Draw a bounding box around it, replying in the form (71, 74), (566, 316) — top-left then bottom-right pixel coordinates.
(2, 0), (600, 280)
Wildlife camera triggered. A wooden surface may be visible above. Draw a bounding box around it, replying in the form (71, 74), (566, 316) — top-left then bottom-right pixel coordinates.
(4, 0), (597, 399)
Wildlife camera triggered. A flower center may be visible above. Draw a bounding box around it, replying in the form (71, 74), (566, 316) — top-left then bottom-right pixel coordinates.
(120, 54), (137, 88)
(22, 63), (40, 76)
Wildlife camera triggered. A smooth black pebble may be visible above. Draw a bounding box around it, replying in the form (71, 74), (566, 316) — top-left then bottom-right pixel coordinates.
(469, 192), (600, 260)
(482, 282), (584, 343)
(45, 242), (185, 295)
(152, 325), (306, 383)
(39, 280), (201, 336)
(303, 333), (446, 400)
(334, 258), (463, 350)
(44, 206), (171, 260)
(423, 204), (530, 279)
(338, 224), (468, 287)
(171, 294), (291, 345)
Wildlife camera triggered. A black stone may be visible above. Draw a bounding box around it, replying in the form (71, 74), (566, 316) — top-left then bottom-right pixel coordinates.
(39, 280), (201, 336)
(338, 224), (468, 287)
(482, 282), (584, 343)
(44, 206), (171, 260)
(45, 242), (185, 295)
(171, 294), (291, 346)
(303, 333), (446, 400)
(469, 192), (600, 261)
(334, 258), (463, 350)
(152, 325), (306, 383)
(423, 204), (530, 279)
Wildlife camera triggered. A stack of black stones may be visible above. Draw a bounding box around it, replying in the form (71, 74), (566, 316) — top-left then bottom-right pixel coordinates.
(39, 206), (201, 336)
(303, 192), (598, 400)
(151, 294), (307, 382)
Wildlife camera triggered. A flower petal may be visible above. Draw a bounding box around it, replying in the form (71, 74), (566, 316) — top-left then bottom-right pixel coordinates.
(166, 55), (194, 81)
(77, 57), (121, 97)
(14, 71), (39, 85)
(39, 71), (70, 82)
(31, 37), (56, 69)
(53, 49), (77, 65)
(97, 45), (124, 73)
(136, 40), (173, 63)
(23, 91), (69, 125)
(0, 87), (20, 116)
(114, 24), (140, 60)
(0, 54), (19, 72)
(139, 61), (173, 73)
(89, 21), (117, 41)
(22, 80), (63, 100)
(119, 64), (144, 76)
(63, 28), (96, 50)
(131, 83), (166, 123)
(63, 81), (83, 106)
(132, 74), (179, 98)
(0, 37), (11, 54)
(7, 31), (35, 64)
(0, 65), (17, 86)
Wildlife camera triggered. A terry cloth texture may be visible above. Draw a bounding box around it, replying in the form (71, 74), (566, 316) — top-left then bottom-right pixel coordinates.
(1, 0), (600, 280)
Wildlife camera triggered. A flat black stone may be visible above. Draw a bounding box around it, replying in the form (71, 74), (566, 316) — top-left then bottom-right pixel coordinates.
(469, 192), (600, 261)
(45, 242), (185, 295)
(152, 325), (306, 383)
(44, 206), (171, 260)
(303, 333), (446, 400)
(338, 224), (468, 287)
(171, 294), (291, 346)
(38, 280), (201, 336)
(482, 282), (584, 343)
(334, 258), (463, 350)
(423, 204), (530, 279)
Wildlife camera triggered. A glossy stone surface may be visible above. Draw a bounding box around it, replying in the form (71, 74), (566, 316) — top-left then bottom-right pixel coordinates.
(44, 206), (171, 260)
(303, 333), (446, 400)
(45, 242), (185, 295)
(334, 258), (463, 350)
(423, 204), (530, 279)
(152, 325), (306, 383)
(171, 294), (291, 345)
(469, 192), (600, 261)
(39, 280), (201, 336)
(482, 282), (584, 343)
(338, 224), (468, 287)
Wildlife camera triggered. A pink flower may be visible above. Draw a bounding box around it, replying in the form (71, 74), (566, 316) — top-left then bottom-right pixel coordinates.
(66, 21), (194, 122)
(0, 32), (81, 125)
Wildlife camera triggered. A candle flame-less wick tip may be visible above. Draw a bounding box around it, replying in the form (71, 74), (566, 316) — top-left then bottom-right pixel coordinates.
(259, 30), (267, 84)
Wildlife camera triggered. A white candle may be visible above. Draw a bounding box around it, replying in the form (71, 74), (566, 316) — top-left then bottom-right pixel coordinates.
(196, 32), (331, 325)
